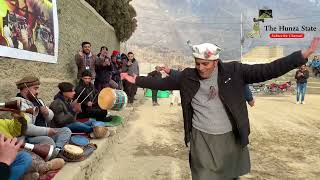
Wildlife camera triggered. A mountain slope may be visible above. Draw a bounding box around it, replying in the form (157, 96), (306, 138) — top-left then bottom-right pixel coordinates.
(128, 0), (320, 60)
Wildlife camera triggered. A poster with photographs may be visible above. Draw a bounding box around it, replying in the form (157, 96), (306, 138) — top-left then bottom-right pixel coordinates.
(0, 0), (58, 63)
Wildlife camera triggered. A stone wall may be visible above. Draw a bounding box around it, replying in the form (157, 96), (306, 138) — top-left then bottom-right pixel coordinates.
(0, 0), (119, 103)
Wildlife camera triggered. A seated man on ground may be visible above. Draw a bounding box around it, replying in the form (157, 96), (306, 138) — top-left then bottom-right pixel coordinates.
(12, 76), (71, 154)
(0, 114), (64, 179)
(0, 111), (32, 180)
(0, 134), (32, 180)
(50, 82), (102, 135)
(75, 70), (109, 122)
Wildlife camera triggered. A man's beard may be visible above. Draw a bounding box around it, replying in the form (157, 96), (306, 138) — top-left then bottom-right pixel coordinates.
(83, 50), (90, 54)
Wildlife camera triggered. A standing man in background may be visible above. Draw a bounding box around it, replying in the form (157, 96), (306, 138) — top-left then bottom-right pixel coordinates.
(75, 42), (97, 80)
(148, 66), (162, 106)
(295, 64), (310, 104)
(123, 52), (139, 104)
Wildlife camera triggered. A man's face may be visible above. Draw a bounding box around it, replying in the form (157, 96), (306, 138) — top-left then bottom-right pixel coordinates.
(195, 58), (218, 79)
(101, 48), (108, 56)
(102, 59), (110, 66)
(24, 85), (40, 100)
(128, 54), (134, 61)
(82, 44), (91, 54)
(300, 65), (306, 71)
(63, 90), (75, 100)
(111, 56), (117, 63)
(82, 76), (92, 85)
(121, 58), (126, 64)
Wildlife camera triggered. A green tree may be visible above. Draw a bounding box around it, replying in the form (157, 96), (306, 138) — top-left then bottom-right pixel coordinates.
(86, 0), (137, 42)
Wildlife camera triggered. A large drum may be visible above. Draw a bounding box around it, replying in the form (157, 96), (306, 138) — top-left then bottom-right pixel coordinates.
(98, 88), (127, 111)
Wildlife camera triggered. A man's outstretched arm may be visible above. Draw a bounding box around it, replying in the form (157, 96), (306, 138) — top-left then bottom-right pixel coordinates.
(241, 37), (320, 84)
(121, 73), (180, 91)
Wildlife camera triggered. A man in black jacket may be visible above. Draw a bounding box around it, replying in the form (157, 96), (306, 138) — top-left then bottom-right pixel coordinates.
(148, 66), (162, 106)
(75, 70), (109, 121)
(121, 37), (320, 180)
(295, 64), (310, 104)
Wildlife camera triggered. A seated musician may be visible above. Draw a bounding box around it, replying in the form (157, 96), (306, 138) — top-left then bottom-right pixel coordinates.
(0, 114), (64, 179)
(75, 70), (110, 122)
(0, 113), (31, 180)
(12, 76), (71, 153)
(50, 82), (100, 134)
(0, 133), (32, 180)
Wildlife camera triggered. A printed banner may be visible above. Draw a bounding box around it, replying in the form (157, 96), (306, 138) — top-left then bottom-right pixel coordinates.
(0, 0), (58, 63)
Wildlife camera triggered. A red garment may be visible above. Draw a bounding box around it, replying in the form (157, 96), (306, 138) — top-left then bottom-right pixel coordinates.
(112, 50), (120, 56)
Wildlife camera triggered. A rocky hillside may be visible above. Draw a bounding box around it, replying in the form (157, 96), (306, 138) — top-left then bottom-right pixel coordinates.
(128, 0), (320, 60)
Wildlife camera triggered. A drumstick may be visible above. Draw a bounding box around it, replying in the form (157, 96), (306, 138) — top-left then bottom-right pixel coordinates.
(80, 90), (94, 104)
(92, 93), (98, 102)
(72, 87), (86, 103)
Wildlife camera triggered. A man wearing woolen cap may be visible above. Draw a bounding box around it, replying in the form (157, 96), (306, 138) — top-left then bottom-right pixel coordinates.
(12, 76), (71, 156)
(121, 37), (320, 179)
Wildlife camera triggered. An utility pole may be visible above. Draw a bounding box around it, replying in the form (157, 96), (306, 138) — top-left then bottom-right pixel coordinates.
(240, 12), (243, 62)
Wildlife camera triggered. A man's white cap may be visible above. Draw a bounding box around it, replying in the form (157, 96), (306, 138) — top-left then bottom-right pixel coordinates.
(190, 42), (222, 60)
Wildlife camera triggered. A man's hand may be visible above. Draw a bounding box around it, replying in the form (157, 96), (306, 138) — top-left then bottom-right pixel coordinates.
(40, 106), (49, 117)
(120, 73), (137, 84)
(87, 101), (93, 107)
(302, 37), (320, 59)
(78, 50), (84, 57)
(11, 112), (24, 119)
(48, 128), (58, 137)
(0, 134), (23, 165)
(17, 28), (29, 49)
(102, 59), (110, 66)
(248, 99), (255, 107)
(100, 50), (108, 57)
(71, 102), (82, 113)
(161, 66), (171, 74)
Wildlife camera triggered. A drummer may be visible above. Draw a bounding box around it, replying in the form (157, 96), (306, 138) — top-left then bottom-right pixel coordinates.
(75, 70), (110, 122)
(50, 82), (102, 135)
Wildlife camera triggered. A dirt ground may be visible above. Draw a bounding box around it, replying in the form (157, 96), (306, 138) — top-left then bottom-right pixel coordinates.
(87, 92), (320, 180)
(243, 94), (320, 180)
